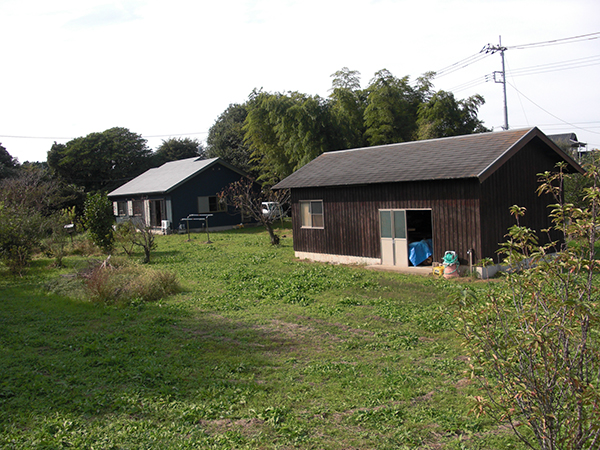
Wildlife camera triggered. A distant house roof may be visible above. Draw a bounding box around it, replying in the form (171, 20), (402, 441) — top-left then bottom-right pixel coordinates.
(108, 157), (245, 197)
(273, 127), (582, 190)
(548, 133), (587, 148)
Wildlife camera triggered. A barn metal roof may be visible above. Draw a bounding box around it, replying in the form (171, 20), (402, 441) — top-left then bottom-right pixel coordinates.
(273, 127), (583, 189)
(108, 157), (242, 197)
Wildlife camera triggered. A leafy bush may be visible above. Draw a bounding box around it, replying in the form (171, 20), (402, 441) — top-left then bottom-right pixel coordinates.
(0, 202), (44, 275)
(456, 163), (600, 449)
(83, 192), (114, 253)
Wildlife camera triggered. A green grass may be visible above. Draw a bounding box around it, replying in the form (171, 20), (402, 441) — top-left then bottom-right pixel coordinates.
(0, 225), (526, 449)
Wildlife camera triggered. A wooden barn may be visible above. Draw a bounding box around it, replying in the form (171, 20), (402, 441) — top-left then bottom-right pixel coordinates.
(273, 127), (584, 269)
(108, 157), (252, 232)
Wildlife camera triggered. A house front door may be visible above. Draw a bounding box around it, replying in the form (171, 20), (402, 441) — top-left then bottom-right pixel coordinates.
(379, 209), (408, 267)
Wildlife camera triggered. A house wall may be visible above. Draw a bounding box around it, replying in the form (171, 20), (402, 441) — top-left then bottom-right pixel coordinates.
(110, 162), (253, 230)
(168, 163), (246, 229)
(290, 178), (483, 265)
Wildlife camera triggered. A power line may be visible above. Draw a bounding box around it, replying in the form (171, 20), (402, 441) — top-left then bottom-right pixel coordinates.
(506, 32), (600, 50)
(0, 131), (209, 140)
(506, 81), (600, 136)
(434, 52), (491, 78)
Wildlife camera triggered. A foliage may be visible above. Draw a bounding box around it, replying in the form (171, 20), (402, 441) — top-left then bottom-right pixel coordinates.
(363, 69), (422, 146)
(242, 68), (488, 184)
(83, 192), (114, 253)
(416, 90), (489, 140)
(244, 90), (341, 185)
(329, 67), (368, 150)
(0, 143), (19, 179)
(206, 103), (255, 175)
(152, 137), (205, 167)
(219, 177), (290, 245)
(84, 261), (180, 304)
(47, 127), (152, 192)
(0, 202), (44, 275)
(41, 208), (75, 268)
(115, 218), (157, 263)
(564, 151), (600, 208)
(455, 162), (600, 449)
(0, 163), (85, 217)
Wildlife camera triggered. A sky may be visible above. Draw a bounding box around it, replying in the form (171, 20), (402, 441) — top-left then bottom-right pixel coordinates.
(1, 0), (599, 163)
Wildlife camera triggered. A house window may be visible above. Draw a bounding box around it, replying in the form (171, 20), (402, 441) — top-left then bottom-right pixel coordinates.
(116, 201), (127, 216)
(198, 196), (226, 213)
(300, 200), (324, 228)
(132, 200), (143, 217)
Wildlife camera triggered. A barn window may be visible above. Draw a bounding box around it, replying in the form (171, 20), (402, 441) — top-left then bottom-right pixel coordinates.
(300, 200), (324, 229)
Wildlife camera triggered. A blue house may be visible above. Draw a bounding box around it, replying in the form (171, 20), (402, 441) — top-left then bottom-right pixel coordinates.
(108, 157), (253, 232)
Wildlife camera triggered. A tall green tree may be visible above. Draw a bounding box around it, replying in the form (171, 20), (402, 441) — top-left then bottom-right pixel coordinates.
(244, 90), (340, 185)
(206, 103), (254, 175)
(47, 127), (152, 192)
(416, 90), (489, 140)
(152, 137), (204, 166)
(329, 67), (368, 149)
(363, 69), (421, 146)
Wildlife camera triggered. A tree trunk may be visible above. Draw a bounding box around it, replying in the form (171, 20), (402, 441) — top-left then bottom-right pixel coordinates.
(265, 223), (280, 245)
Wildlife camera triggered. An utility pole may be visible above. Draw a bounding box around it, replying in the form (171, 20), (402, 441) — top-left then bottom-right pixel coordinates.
(482, 36), (509, 130)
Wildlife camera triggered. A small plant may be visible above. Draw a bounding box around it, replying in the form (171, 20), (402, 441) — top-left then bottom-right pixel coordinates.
(115, 218), (157, 263)
(42, 208), (75, 268)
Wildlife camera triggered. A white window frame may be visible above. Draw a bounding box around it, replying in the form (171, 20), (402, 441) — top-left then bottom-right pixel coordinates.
(300, 200), (324, 229)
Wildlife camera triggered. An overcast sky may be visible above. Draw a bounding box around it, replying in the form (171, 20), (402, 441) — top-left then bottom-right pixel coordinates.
(1, 0), (599, 163)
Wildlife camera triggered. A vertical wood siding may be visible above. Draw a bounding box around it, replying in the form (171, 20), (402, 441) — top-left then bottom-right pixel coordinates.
(292, 178), (481, 265)
(291, 138), (566, 265)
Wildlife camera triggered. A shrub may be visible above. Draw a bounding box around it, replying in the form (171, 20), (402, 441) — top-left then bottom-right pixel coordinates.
(83, 192), (114, 253)
(84, 262), (180, 304)
(456, 163), (600, 449)
(0, 203), (44, 275)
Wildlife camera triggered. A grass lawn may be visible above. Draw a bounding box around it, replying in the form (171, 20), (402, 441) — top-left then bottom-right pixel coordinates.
(0, 224), (526, 449)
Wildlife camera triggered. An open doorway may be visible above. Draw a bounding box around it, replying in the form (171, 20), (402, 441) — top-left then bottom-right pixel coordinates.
(406, 209), (433, 266)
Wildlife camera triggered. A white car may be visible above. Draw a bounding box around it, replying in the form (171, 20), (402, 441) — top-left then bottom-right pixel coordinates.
(261, 202), (284, 219)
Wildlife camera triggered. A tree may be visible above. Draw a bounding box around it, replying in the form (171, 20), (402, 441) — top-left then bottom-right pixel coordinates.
(115, 219), (156, 263)
(329, 67), (368, 150)
(219, 177), (290, 245)
(363, 69), (421, 146)
(416, 90), (489, 140)
(47, 127), (152, 192)
(0, 202), (44, 276)
(244, 90), (341, 185)
(0, 163), (84, 217)
(206, 103), (255, 175)
(83, 192), (114, 253)
(152, 137), (204, 166)
(0, 143), (19, 179)
(456, 162), (600, 449)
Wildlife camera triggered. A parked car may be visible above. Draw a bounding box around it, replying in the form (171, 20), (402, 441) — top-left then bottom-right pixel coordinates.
(261, 202), (284, 220)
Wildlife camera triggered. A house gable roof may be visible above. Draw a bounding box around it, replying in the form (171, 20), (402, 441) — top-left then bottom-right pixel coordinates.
(273, 127), (583, 190)
(108, 157), (245, 197)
